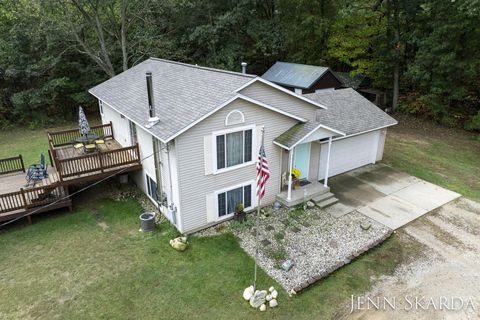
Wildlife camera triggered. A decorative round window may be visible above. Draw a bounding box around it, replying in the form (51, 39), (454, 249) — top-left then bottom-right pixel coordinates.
(225, 110), (245, 126)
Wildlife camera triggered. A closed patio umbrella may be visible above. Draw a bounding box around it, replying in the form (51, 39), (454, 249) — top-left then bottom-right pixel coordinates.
(78, 106), (90, 138)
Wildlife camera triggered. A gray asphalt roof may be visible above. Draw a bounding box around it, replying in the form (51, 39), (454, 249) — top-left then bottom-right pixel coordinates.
(89, 58), (255, 142)
(275, 88), (397, 148)
(274, 122), (322, 149)
(261, 62), (329, 89)
(306, 88), (397, 136)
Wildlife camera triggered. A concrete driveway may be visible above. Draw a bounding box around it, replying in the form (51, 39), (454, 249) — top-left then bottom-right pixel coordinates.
(328, 164), (460, 229)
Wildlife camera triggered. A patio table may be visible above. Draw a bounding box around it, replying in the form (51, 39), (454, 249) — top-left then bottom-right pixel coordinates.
(74, 133), (100, 145)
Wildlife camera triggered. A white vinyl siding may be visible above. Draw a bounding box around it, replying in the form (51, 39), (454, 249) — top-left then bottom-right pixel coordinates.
(318, 131), (381, 180)
(98, 101), (131, 147)
(176, 99), (298, 233)
(239, 81), (318, 121)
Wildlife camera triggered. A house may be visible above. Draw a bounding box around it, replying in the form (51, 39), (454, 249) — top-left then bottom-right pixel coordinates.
(262, 61), (343, 94)
(88, 58), (397, 234)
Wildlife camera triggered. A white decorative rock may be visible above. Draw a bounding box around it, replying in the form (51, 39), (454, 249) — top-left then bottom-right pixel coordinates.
(271, 290), (278, 299)
(269, 299), (278, 308)
(266, 294), (272, 301)
(269, 286), (275, 292)
(259, 304), (266, 311)
(243, 286), (254, 301)
(249, 290), (267, 308)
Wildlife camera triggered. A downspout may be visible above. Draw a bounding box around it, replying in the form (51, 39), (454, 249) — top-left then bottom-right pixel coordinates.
(152, 137), (164, 204)
(166, 141), (177, 225)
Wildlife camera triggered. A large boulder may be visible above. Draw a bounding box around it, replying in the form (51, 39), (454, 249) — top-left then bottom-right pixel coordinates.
(271, 289), (278, 299)
(269, 299), (278, 308)
(169, 237), (188, 251)
(249, 290), (267, 308)
(243, 286), (254, 301)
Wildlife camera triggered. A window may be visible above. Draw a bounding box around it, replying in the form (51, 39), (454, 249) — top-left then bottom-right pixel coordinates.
(146, 174), (158, 202)
(215, 127), (253, 171)
(99, 100), (104, 115)
(217, 184), (252, 217)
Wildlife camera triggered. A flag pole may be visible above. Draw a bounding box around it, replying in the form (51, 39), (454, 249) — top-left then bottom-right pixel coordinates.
(253, 126), (265, 291)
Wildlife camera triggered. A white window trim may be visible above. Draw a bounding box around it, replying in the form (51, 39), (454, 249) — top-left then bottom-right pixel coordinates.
(99, 100), (104, 115)
(145, 173), (159, 206)
(212, 124), (256, 174)
(214, 180), (256, 221)
(225, 109), (245, 126)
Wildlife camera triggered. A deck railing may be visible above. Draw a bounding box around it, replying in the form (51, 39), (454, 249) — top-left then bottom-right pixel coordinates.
(56, 144), (140, 180)
(47, 122), (114, 148)
(0, 184), (66, 214)
(0, 155), (25, 176)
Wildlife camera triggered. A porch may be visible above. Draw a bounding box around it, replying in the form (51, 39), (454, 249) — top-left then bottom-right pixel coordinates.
(274, 121), (345, 208)
(47, 122), (142, 185)
(276, 181), (333, 207)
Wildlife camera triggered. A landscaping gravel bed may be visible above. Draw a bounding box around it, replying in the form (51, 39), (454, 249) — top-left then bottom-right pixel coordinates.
(231, 205), (392, 293)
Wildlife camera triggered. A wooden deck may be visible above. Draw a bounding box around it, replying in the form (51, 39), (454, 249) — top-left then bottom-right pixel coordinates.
(0, 122), (142, 224)
(0, 157), (71, 223)
(48, 123), (142, 184)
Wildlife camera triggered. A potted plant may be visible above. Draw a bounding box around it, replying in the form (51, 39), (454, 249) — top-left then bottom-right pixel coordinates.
(291, 167), (301, 189)
(234, 203), (246, 222)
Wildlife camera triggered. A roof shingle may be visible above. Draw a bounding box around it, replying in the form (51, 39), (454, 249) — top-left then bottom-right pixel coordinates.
(89, 58), (255, 142)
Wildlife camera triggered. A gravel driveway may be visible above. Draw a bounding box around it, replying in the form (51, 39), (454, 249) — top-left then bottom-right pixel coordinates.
(345, 197), (480, 319)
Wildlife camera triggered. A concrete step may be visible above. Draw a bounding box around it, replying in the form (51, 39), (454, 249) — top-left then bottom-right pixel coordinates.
(312, 192), (335, 204)
(316, 197), (339, 209)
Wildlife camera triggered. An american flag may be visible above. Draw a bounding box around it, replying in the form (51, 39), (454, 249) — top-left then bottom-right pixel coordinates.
(256, 145), (270, 199)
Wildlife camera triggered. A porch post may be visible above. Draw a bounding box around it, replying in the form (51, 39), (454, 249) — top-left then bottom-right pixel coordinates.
(287, 147), (294, 201)
(324, 137), (333, 187)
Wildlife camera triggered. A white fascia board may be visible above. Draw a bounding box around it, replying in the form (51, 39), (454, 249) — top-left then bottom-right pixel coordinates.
(236, 94), (307, 122)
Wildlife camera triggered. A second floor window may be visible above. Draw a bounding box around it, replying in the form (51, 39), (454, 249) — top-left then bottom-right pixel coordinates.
(216, 128), (253, 170)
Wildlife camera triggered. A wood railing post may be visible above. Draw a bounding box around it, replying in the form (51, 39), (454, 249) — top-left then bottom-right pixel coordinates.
(98, 153), (104, 173)
(19, 154), (25, 172)
(109, 121), (114, 140)
(20, 188), (27, 209)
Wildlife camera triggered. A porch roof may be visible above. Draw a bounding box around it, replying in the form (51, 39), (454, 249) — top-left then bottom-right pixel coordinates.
(273, 121), (345, 150)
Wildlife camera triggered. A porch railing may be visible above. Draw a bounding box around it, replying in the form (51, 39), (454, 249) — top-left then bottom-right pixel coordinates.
(47, 122), (114, 148)
(0, 184), (67, 214)
(56, 144), (140, 180)
(0, 155), (25, 176)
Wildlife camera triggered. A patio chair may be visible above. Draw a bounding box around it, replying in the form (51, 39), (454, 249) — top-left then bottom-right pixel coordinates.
(25, 154), (48, 186)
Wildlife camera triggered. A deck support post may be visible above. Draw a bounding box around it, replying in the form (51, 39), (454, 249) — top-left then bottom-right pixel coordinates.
(287, 147), (294, 201)
(323, 137), (333, 187)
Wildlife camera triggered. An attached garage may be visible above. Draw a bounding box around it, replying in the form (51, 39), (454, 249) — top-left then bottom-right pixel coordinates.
(318, 130), (386, 180)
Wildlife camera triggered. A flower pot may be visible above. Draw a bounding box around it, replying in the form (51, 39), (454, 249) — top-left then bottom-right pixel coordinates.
(234, 211), (247, 222)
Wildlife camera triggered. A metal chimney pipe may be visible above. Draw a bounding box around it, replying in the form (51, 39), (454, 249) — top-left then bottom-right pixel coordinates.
(241, 62), (247, 74)
(146, 72), (156, 120)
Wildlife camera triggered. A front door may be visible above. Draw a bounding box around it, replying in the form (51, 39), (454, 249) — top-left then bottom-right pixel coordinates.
(294, 143), (310, 180)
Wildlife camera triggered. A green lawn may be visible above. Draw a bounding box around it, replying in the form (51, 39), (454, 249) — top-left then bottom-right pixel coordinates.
(384, 114), (480, 201)
(0, 190), (414, 319)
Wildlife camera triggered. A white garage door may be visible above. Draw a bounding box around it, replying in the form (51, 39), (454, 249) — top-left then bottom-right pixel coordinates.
(318, 131), (380, 180)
